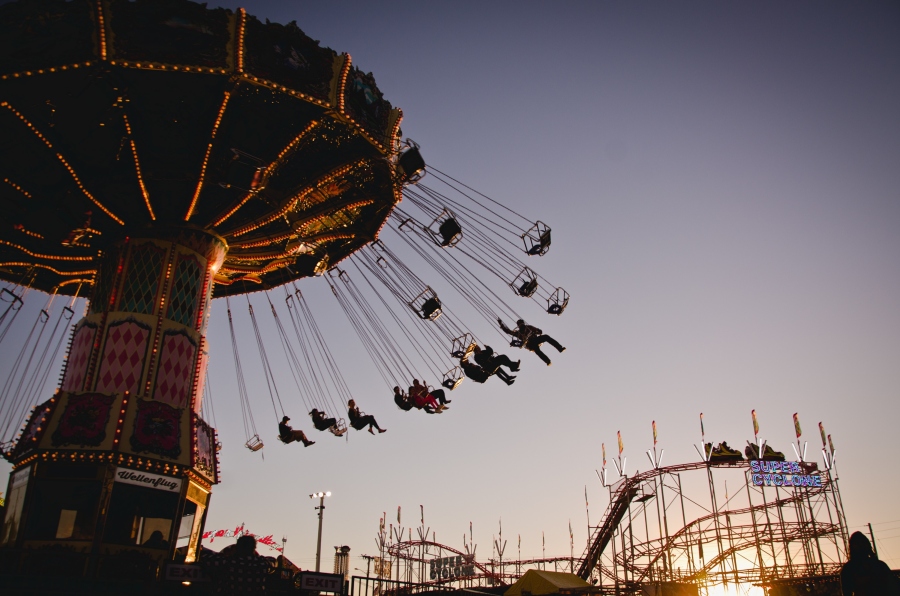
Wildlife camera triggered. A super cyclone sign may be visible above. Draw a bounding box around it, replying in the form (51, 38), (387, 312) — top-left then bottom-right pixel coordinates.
(750, 460), (822, 487)
(430, 555), (476, 580)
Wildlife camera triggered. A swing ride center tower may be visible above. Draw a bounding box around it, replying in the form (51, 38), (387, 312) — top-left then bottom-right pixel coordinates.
(0, 0), (405, 579)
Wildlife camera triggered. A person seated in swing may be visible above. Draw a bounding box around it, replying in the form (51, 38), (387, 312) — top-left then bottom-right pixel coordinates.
(460, 356), (515, 386)
(394, 387), (415, 411)
(518, 278), (538, 297)
(309, 409), (346, 436)
(278, 416), (315, 447)
(498, 318), (566, 366)
(438, 217), (462, 246)
(348, 399), (387, 434)
(419, 296), (441, 319)
(411, 379), (449, 410)
(473, 345), (520, 373)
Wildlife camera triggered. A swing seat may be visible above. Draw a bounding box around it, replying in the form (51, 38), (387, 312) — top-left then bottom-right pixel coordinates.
(450, 334), (475, 359)
(408, 287), (442, 321)
(219, 148), (266, 193)
(547, 287), (570, 316)
(397, 143), (426, 183)
(522, 221), (552, 256)
(330, 418), (348, 436)
(245, 435), (265, 451)
(442, 367), (464, 390)
(509, 267), (538, 298)
(425, 209), (462, 247)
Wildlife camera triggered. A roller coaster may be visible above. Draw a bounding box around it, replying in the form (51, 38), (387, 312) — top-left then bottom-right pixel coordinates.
(364, 417), (849, 596)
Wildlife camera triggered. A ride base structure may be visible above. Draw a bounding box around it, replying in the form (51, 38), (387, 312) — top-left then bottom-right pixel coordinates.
(0, 0), (404, 581)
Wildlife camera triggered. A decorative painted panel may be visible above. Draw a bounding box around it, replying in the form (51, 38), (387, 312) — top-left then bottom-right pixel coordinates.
(129, 399), (183, 459)
(166, 252), (203, 327)
(193, 414), (217, 484)
(60, 322), (97, 392)
(50, 392), (117, 448)
(95, 318), (152, 395)
(118, 242), (166, 315)
(153, 329), (197, 409)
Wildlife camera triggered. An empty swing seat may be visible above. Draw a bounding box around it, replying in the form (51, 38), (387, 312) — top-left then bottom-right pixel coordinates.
(522, 221), (552, 256)
(245, 435), (265, 451)
(442, 367), (464, 390)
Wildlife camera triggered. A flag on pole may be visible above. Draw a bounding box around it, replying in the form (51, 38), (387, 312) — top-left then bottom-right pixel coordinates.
(569, 520), (573, 542)
(585, 486), (589, 509)
(752, 409), (759, 437)
(793, 413), (802, 438)
(397, 506), (401, 525)
(652, 420), (658, 446)
(819, 422), (827, 448)
(602, 443), (606, 467)
(828, 434), (835, 455)
(420, 505), (424, 525)
(700, 412), (705, 440)
(617, 431), (623, 455)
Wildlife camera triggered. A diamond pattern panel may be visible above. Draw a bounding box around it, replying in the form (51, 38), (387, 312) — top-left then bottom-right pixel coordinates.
(61, 323), (97, 392)
(154, 330), (197, 409)
(95, 320), (151, 395)
(167, 253), (203, 327)
(119, 243), (166, 315)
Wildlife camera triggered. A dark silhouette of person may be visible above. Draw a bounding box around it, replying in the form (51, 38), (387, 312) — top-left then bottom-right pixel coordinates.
(278, 416), (314, 446)
(309, 409), (345, 436)
(202, 534), (275, 595)
(473, 345), (519, 373)
(348, 399), (386, 434)
(841, 531), (900, 595)
(394, 387), (415, 411)
(411, 379), (449, 409)
(438, 217), (461, 246)
(460, 356), (515, 385)
(498, 318), (565, 366)
(420, 296), (441, 319)
(142, 530), (169, 550)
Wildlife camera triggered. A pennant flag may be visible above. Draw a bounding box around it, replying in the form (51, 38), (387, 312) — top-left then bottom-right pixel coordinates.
(397, 506), (401, 525)
(819, 422), (827, 448)
(752, 409), (759, 437)
(617, 431), (624, 455)
(518, 534), (521, 550)
(700, 412), (705, 439)
(828, 434), (835, 455)
(793, 413), (802, 439)
(585, 485), (589, 509)
(602, 443), (607, 467)
(420, 505), (424, 525)
(652, 420), (658, 446)
(569, 520), (573, 541)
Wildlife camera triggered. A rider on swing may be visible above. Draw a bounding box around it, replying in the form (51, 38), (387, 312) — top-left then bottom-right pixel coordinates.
(278, 416), (315, 447)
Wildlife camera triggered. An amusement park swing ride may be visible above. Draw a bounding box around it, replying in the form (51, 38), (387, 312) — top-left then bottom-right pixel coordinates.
(0, 0), (570, 580)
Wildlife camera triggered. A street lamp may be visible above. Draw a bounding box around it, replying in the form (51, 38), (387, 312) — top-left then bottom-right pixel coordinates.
(310, 491), (331, 571)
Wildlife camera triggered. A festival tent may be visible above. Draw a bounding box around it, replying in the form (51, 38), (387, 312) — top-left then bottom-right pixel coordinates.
(504, 570), (593, 596)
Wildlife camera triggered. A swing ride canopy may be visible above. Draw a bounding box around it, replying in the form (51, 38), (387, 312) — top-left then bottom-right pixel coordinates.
(0, 0), (404, 297)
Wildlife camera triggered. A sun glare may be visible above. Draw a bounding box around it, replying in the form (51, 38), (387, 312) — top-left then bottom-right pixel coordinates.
(705, 584), (765, 596)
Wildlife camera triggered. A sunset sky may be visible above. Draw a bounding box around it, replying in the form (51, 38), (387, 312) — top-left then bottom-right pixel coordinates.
(1, 0), (898, 578)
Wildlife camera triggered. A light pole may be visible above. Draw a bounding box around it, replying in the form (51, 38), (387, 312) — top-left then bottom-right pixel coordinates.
(310, 491), (331, 571)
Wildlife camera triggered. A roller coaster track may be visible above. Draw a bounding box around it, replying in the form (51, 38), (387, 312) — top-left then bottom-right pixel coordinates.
(576, 460), (749, 580)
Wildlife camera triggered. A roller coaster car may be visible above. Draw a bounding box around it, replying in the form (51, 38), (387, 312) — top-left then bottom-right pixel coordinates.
(522, 221), (551, 256)
(744, 443), (785, 461)
(510, 267), (539, 298)
(219, 148), (266, 193)
(397, 142), (426, 184)
(547, 287), (570, 316)
(245, 435), (265, 452)
(450, 334), (476, 359)
(409, 287), (442, 321)
(442, 367), (464, 390)
(705, 441), (743, 461)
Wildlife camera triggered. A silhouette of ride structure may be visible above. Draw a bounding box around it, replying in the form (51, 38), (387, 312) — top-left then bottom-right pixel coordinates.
(0, 0), (571, 584)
